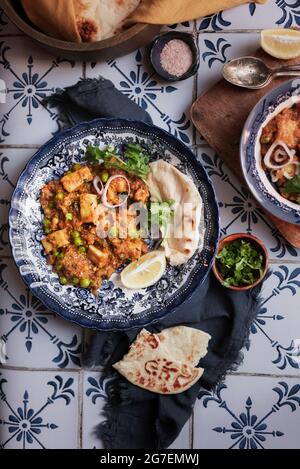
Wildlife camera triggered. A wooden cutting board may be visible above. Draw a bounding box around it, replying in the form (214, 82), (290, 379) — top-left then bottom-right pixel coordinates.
(191, 48), (300, 249)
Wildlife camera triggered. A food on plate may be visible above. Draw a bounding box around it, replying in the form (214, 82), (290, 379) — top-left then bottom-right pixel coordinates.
(113, 327), (211, 394)
(259, 102), (300, 204)
(121, 250), (166, 289)
(21, 0), (141, 42)
(261, 28), (300, 60)
(40, 143), (203, 294)
(215, 238), (265, 288)
(148, 160), (202, 266)
(40, 143), (150, 293)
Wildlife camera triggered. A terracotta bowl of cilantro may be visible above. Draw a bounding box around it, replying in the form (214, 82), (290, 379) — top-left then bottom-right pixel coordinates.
(213, 233), (268, 291)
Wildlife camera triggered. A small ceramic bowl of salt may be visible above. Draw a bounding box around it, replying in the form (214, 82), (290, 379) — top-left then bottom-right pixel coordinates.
(149, 32), (199, 81)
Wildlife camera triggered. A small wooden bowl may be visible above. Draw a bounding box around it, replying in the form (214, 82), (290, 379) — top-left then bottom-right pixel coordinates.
(1, 0), (162, 61)
(213, 233), (268, 291)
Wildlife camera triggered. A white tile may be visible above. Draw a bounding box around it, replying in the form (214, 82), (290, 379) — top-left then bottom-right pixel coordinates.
(82, 371), (107, 449)
(239, 263), (300, 375)
(162, 21), (195, 32)
(82, 371), (191, 449)
(86, 48), (194, 146)
(197, 33), (260, 98)
(0, 148), (34, 255)
(168, 419), (190, 449)
(0, 369), (79, 449)
(0, 36), (82, 145)
(197, 147), (300, 260)
(197, 0), (299, 31)
(0, 258), (82, 368)
(194, 375), (300, 449)
(195, 33), (260, 143)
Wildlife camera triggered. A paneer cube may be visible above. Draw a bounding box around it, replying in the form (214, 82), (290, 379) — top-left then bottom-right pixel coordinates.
(47, 229), (69, 249)
(80, 194), (98, 224)
(41, 238), (53, 254)
(87, 245), (109, 268)
(61, 166), (93, 192)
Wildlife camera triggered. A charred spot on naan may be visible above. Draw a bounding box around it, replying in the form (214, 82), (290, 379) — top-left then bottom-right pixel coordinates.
(77, 18), (99, 42)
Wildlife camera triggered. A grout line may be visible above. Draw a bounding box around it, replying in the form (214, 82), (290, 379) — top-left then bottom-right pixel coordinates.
(1, 363), (299, 379)
(78, 369), (84, 449)
(228, 371), (300, 379)
(0, 144), (41, 149)
(197, 29), (262, 34)
(190, 411), (194, 449)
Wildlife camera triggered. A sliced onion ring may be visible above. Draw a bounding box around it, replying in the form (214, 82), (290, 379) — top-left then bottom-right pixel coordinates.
(93, 176), (104, 195)
(101, 174), (130, 208)
(264, 140), (295, 169)
(283, 162), (300, 180)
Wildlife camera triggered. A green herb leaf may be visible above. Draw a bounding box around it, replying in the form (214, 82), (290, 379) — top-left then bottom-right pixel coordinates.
(283, 175), (300, 194)
(85, 144), (150, 180)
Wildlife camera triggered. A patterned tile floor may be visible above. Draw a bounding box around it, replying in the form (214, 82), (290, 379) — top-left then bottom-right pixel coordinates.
(0, 0), (300, 449)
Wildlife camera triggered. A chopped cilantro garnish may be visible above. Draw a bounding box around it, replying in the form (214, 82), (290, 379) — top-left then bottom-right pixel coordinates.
(85, 143), (150, 180)
(216, 239), (264, 288)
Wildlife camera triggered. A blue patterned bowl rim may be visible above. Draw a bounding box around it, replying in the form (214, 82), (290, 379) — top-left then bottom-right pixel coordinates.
(9, 118), (219, 331)
(240, 78), (300, 226)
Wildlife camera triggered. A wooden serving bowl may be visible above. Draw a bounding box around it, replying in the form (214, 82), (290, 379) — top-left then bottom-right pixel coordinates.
(213, 233), (268, 291)
(0, 0), (162, 60)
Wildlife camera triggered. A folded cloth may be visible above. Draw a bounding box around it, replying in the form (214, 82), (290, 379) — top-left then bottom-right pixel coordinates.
(84, 272), (263, 449)
(47, 76), (263, 449)
(45, 77), (152, 126)
(20, 0), (267, 43)
(128, 0), (267, 25)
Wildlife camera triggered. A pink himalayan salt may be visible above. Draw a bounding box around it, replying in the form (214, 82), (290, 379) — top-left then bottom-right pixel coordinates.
(160, 39), (193, 77)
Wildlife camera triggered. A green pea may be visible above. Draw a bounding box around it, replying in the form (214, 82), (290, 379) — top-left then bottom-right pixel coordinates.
(44, 228), (51, 234)
(53, 250), (59, 257)
(73, 163), (81, 171)
(43, 218), (51, 226)
(71, 231), (80, 238)
(59, 276), (68, 285)
(48, 200), (55, 209)
(72, 277), (80, 285)
(101, 171), (109, 183)
(78, 246), (87, 254)
(55, 192), (64, 201)
(74, 237), (83, 247)
(65, 212), (73, 221)
(57, 252), (64, 260)
(56, 263), (63, 272)
(80, 278), (90, 288)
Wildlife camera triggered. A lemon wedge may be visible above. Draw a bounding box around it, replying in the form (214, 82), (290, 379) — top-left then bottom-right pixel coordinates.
(261, 28), (300, 59)
(121, 250), (166, 289)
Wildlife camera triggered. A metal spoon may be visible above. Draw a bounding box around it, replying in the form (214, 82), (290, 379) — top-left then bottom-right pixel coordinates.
(223, 56), (300, 89)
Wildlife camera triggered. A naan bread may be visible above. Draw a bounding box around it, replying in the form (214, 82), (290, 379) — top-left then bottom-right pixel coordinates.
(74, 0), (141, 42)
(113, 327), (211, 394)
(147, 160), (203, 266)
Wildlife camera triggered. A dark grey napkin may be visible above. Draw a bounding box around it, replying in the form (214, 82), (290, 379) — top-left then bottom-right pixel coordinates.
(47, 77), (263, 449)
(84, 272), (263, 449)
(45, 77), (152, 126)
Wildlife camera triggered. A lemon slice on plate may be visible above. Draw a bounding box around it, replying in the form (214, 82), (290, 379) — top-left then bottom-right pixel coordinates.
(261, 28), (300, 59)
(121, 250), (167, 289)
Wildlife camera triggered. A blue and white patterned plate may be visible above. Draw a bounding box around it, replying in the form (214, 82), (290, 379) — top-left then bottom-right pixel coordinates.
(9, 118), (219, 331)
(240, 78), (300, 225)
